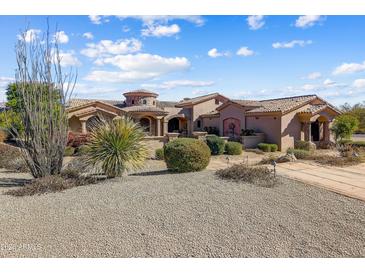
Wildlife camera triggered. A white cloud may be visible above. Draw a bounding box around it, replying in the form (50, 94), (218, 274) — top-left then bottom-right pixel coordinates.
(236, 47), (255, 57)
(247, 16), (265, 30)
(142, 80), (214, 90)
(81, 38), (142, 58)
(17, 29), (41, 43)
(53, 50), (81, 67)
(333, 61), (365, 75)
(82, 32), (94, 40)
(323, 78), (336, 86)
(85, 53), (190, 83)
(53, 31), (69, 44)
(353, 79), (365, 89)
(142, 24), (180, 37)
(306, 72), (322, 80)
(301, 84), (316, 91)
(0, 76), (14, 88)
(117, 15), (205, 26)
(272, 40), (312, 49)
(89, 15), (103, 25)
(295, 15), (325, 28)
(207, 48), (230, 58)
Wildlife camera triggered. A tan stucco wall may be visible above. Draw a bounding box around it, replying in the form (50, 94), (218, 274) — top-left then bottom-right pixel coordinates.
(218, 104), (246, 136)
(193, 99), (222, 131)
(202, 116), (220, 129)
(69, 116), (82, 133)
(246, 115), (282, 149)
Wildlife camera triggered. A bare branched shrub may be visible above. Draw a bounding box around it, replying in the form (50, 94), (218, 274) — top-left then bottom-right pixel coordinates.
(216, 164), (280, 187)
(11, 23), (76, 178)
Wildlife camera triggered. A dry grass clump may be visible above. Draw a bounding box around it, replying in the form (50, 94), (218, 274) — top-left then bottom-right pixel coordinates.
(215, 164), (280, 188)
(310, 155), (363, 167)
(258, 154), (277, 165)
(5, 172), (96, 197)
(0, 143), (28, 172)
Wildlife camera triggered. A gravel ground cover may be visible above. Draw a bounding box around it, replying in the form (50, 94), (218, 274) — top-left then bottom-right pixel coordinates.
(0, 163), (364, 257)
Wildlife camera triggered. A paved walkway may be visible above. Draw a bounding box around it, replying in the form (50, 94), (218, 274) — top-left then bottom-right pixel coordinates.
(276, 162), (365, 202)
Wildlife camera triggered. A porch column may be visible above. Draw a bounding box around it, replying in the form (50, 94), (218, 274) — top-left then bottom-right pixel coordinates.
(319, 122), (324, 141)
(303, 122), (310, 141)
(156, 118), (161, 136)
(163, 121), (168, 135)
(323, 121), (329, 141)
(81, 120), (87, 134)
(308, 122), (312, 141)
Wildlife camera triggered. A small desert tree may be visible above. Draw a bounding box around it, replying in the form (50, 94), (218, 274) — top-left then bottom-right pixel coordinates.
(12, 24), (76, 178)
(331, 114), (359, 141)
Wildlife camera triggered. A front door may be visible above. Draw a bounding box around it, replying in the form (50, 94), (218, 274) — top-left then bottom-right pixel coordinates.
(223, 118), (241, 138)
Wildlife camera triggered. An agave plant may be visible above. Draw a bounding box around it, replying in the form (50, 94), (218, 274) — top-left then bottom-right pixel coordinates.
(85, 116), (148, 178)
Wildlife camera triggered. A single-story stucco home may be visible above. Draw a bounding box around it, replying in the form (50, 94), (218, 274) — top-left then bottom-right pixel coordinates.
(66, 90), (341, 151)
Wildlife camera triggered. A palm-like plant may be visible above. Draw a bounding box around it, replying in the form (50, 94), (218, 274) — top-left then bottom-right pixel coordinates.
(85, 116), (148, 178)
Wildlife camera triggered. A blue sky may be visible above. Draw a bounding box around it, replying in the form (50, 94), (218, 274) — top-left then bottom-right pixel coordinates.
(0, 15), (365, 106)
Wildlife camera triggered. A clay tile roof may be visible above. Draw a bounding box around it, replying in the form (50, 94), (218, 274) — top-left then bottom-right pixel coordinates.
(232, 99), (262, 107)
(175, 92), (228, 107)
(67, 99), (125, 109)
(122, 105), (168, 115)
(123, 89), (158, 97)
(299, 104), (327, 114)
(247, 95), (317, 114)
(157, 101), (178, 108)
(200, 110), (220, 117)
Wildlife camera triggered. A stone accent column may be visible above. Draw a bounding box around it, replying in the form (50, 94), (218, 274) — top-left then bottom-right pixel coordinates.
(81, 120), (87, 134)
(156, 118), (161, 136)
(323, 121), (329, 141)
(163, 121), (168, 135)
(319, 122), (324, 141)
(308, 122), (312, 141)
(303, 122), (310, 141)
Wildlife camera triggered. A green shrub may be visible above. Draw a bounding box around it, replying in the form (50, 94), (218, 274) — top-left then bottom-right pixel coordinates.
(64, 146), (75, 156)
(206, 135), (225, 155)
(164, 138), (210, 173)
(294, 140), (311, 151)
(257, 143), (270, 152)
(287, 148), (311, 159)
(269, 144), (278, 152)
(85, 116), (148, 178)
(225, 141), (243, 155)
(155, 148), (164, 160)
(216, 164), (280, 188)
(76, 145), (89, 156)
(331, 114), (359, 141)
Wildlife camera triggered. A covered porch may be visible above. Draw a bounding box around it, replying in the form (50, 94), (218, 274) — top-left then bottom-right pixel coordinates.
(297, 105), (339, 146)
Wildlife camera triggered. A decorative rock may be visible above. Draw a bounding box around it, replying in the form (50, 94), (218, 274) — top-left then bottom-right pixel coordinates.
(276, 153), (297, 163)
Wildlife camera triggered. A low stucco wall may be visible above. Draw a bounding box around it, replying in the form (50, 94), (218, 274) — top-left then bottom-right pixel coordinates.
(242, 133), (265, 149)
(142, 136), (166, 158)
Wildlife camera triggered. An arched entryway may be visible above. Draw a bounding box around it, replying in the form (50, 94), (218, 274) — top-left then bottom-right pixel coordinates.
(86, 116), (101, 132)
(168, 117), (180, 132)
(139, 117), (151, 133)
(311, 119), (320, 141)
(223, 118), (241, 138)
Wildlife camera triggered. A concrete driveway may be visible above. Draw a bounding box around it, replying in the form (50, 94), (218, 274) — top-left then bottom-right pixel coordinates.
(276, 162), (365, 202)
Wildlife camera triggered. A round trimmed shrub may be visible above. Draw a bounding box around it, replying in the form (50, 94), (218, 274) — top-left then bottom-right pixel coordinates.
(164, 138), (211, 172)
(225, 141), (243, 155)
(155, 148), (164, 160)
(257, 143), (270, 152)
(64, 146), (75, 156)
(76, 145), (89, 156)
(269, 144), (278, 152)
(287, 148), (311, 159)
(206, 135), (225, 155)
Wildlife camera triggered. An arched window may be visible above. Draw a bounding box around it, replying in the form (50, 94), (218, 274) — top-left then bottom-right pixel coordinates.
(143, 99), (147, 104)
(197, 120), (201, 128)
(131, 100), (135, 104)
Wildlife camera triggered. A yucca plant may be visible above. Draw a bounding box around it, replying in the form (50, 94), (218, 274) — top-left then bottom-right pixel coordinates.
(85, 116), (148, 178)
